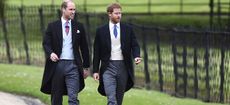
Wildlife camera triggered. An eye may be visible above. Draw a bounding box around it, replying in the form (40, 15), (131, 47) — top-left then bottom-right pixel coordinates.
(69, 9), (75, 11)
(114, 12), (121, 15)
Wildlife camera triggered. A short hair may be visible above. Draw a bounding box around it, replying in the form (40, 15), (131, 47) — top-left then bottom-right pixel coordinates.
(61, 0), (73, 9)
(61, 2), (68, 9)
(107, 3), (122, 13)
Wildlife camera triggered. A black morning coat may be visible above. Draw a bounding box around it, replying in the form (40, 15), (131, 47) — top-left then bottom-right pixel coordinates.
(40, 19), (90, 95)
(93, 23), (140, 96)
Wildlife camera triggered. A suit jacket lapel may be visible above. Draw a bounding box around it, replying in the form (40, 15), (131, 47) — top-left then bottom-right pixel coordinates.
(56, 20), (63, 47)
(105, 24), (111, 50)
(72, 21), (77, 44)
(120, 23), (125, 49)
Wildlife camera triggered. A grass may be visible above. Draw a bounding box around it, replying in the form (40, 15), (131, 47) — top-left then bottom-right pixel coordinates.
(0, 63), (228, 105)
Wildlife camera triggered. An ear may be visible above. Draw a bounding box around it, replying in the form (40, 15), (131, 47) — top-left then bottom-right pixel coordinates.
(62, 8), (65, 13)
(108, 12), (112, 17)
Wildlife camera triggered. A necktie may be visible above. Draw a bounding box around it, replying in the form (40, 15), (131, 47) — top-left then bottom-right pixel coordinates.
(113, 24), (117, 38)
(65, 21), (69, 35)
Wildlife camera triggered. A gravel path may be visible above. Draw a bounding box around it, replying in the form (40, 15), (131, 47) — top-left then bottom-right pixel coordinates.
(0, 91), (46, 105)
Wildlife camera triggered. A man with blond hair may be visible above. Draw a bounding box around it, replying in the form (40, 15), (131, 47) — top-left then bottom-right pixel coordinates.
(41, 1), (90, 105)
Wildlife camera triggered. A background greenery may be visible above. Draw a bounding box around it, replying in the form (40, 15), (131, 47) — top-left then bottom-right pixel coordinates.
(4, 0), (229, 29)
(6, 0), (230, 13)
(1, 0), (230, 104)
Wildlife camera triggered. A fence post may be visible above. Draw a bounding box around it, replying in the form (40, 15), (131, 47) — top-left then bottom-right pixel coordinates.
(228, 1), (230, 31)
(172, 30), (178, 95)
(209, 0), (214, 30)
(204, 32), (210, 102)
(1, 11), (12, 63)
(84, 0), (87, 13)
(156, 28), (163, 92)
(148, 0), (151, 14)
(19, 6), (30, 65)
(39, 6), (45, 36)
(84, 13), (92, 64)
(182, 32), (187, 97)
(217, 0), (222, 29)
(141, 26), (151, 90)
(51, 3), (55, 16)
(219, 33), (225, 103)
(180, 0), (184, 15)
(57, 9), (61, 19)
(51, 0), (54, 6)
(38, 6), (46, 64)
(99, 14), (105, 24)
(193, 40), (198, 98)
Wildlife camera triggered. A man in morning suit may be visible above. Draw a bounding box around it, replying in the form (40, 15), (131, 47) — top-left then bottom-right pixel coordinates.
(93, 3), (142, 105)
(40, 1), (90, 105)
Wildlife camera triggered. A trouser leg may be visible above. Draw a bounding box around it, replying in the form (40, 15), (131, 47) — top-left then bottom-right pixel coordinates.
(116, 61), (128, 105)
(103, 62), (118, 105)
(65, 61), (80, 105)
(51, 62), (65, 105)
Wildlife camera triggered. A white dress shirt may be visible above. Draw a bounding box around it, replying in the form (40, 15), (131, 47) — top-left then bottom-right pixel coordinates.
(60, 17), (74, 60)
(109, 21), (124, 60)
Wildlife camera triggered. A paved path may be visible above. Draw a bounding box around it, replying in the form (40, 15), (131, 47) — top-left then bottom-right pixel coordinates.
(0, 91), (45, 105)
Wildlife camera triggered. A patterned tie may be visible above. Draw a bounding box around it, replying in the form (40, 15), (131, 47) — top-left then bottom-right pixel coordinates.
(113, 24), (118, 38)
(65, 21), (69, 35)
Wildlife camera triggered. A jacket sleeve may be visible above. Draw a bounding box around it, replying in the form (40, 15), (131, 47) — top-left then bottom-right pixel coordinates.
(93, 28), (101, 73)
(42, 23), (53, 59)
(79, 23), (90, 68)
(130, 26), (140, 58)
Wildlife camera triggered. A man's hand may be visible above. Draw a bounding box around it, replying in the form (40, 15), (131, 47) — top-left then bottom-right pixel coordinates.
(134, 57), (142, 65)
(50, 52), (59, 62)
(83, 68), (90, 79)
(93, 73), (100, 81)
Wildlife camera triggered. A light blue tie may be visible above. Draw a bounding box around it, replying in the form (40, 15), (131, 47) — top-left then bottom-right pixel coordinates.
(113, 24), (117, 38)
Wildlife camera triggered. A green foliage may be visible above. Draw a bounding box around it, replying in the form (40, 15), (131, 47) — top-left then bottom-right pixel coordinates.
(0, 64), (228, 105)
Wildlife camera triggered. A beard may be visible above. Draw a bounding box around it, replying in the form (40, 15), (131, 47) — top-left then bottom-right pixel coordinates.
(111, 17), (121, 24)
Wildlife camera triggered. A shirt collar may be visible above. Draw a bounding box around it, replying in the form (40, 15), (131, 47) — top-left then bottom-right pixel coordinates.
(109, 21), (120, 29)
(61, 17), (71, 26)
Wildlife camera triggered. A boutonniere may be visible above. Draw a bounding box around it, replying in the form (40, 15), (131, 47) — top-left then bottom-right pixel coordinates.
(77, 30), (80, 33)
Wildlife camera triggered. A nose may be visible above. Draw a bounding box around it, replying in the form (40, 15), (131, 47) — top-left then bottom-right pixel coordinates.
(118, 14), (121, 17)
(118, 15), (121, 18)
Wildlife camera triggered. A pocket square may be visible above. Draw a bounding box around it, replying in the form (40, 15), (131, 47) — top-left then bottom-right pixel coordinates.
(77, 30), (80, 33)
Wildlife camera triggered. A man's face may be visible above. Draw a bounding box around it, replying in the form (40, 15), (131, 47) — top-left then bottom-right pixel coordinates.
(63, 2), (76, 20)
(109, 8), (122, 24)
